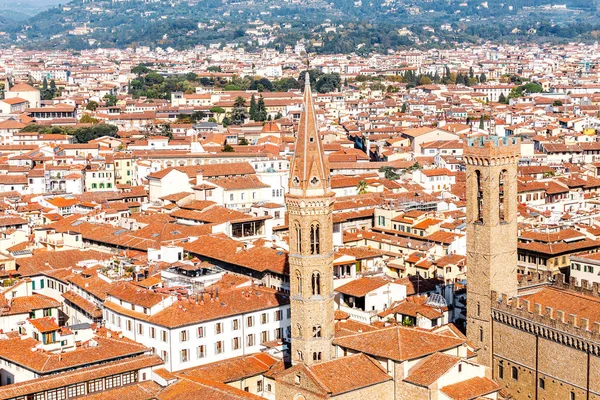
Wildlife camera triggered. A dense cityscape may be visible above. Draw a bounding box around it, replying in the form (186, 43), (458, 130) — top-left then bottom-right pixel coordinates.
(0, 6), (597, 399)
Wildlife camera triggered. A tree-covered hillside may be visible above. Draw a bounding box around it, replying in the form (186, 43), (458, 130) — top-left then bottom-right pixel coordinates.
(1, 0), (600, 52)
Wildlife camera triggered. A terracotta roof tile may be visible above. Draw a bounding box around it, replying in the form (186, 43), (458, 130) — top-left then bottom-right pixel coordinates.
(440, 376), (500, 399)
(404, 352), (460, 387)
(333, 326), (465, 362)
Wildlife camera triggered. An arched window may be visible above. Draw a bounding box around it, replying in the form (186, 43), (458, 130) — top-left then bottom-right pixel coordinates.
(476, 170), (483, 222)
(294, 223), (302, 253)
(312, 325), (322, 338)
(539, 378), (545, 390)
(296, 323), (302, 338)
(312, 272), (321, 296)
(479, 326), (483, 342)
(499, 169), (507, 222)
(511, 366), (518, 380)
(310, 223), (320, 254)
(477, 302), (481, 316)
(295, 270), (302, 295)
(296, 351), (303, 362)
(312, 352), (322, 361)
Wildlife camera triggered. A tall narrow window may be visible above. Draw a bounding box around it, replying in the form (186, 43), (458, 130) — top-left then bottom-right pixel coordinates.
(296, 270), (302, 295)
(477, 302), (481, 316)
(310, 224), (320, 254)
(499, 170), (506, 222)
(512, 366), (518, 380)
(498, 361), (504, 379)
(479, 326), (483, 342)
(476, 170), (484, 222)
(312, 272), (321, 296)
(295, 223), (302, 253)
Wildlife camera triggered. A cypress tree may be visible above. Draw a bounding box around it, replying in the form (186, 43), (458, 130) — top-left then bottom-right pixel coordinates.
(257, 95), (267, 122)
(249, 94), (257, 121)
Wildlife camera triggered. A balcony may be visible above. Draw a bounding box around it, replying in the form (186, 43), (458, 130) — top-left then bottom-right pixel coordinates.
(339, 305), (378, 324)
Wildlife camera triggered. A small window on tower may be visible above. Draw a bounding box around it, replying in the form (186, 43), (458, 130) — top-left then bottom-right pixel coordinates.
(310, 176), (319, 186)
(310, 137), (315, 142)
(476, 170), (484, 223)
(293, 176), (300, 186)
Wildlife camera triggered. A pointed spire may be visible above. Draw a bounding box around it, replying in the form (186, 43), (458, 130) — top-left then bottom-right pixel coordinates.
(289, 71), (330, 196)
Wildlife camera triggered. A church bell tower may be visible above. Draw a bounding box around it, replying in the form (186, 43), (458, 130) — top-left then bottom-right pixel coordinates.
(465, 136), (519, 367)
(286, 74), (335, 366)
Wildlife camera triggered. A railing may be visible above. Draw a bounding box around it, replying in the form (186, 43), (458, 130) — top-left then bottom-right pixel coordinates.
(339, 305), (376, 324)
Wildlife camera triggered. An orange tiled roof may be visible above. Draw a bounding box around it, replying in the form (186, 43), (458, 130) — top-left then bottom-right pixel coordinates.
(333, 325), (465, 362)
(336, 276), (392, 297)
(440, 376), (500, 400)
(177, 352), (278, 383)
(0, 329), (149, 374)
(105, 284), (288, 329)
(403, 352), (460, 387)
(0, 355), (163, 399)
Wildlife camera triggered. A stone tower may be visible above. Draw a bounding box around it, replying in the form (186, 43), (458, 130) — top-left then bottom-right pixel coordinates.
(464, 136), (519, 367)
(286, 74), (335, 366)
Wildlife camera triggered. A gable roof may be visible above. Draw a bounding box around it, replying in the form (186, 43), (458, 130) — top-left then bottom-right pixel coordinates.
(333, 326), (465, 362)
(403, 352), (460, 387)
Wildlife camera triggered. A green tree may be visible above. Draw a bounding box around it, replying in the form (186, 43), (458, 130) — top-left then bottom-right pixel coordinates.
(479, 115), (485, 130)
(159, 124), (173, 140)
(73, 124), (118, 143)
(553, 100), (563, 107)
(498, 93), (508, 104)
(86, 101), (99, 111)
(401, 103), (408, 113)
(145, 72), (164, 85)
(207, 66), (222, 73)
(419, 75), (432, 85)
(356, 180), (368, 194)
(210, 106), (225, 122)
(132, 65), (151, 76)
(407, 162), (422, 172)
(103, 94), (118, 106)
(249, 94), (258, 121)
(190, 111), (206, 122)
(230, 96), (247, 125)
(222, 143), (235, 152)
(80, 114), (99, 124)
(379, 166), (400, 180)
(238, 137), (249, 145)
(314, 73), (341, 94)
(256, 95), (267, 122)
(479, 73), (486, 83)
